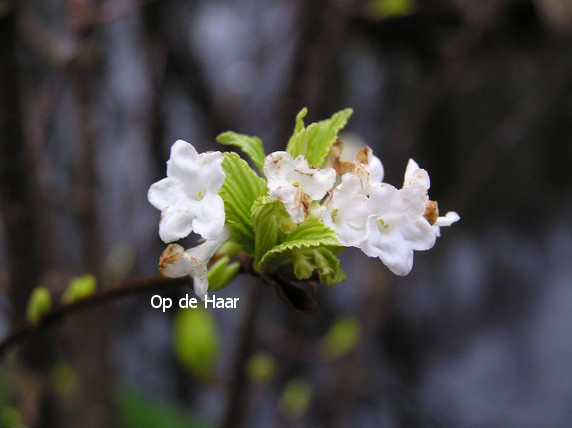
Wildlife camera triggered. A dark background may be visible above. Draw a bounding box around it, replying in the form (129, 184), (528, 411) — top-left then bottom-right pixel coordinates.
(1, 0), (572, 427)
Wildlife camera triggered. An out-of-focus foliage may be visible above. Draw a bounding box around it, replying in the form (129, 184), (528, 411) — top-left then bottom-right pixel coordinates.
(50, 364), (77, 396)
(246, 352), (275, 383)
(279, 378), (313, 418)
(103, 243), (136, 280)
(322, 317), (361, 359)
(0, 407), (25, 428)
(62, 275), (96, 304)
(173, 308), (220, 380)
(117, 387), (208, 428)
(26, 286), (51, 323)
(367, 0), (415, 19)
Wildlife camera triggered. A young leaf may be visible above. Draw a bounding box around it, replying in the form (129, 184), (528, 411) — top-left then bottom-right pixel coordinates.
(251, 196), (293, 270)
(286, 108), (353, 167)
(292, 247), (346, 285)
(174, 308), (220, 380)
(216, 131), (266, 173)
(26, 286), (52, 323)
(259, 218), (340, 272)
(219, 153), (267, 255)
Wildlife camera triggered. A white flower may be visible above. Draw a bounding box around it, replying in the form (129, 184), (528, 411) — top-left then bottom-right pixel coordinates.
(148, 140), (226, 243)
(319, 173), (370, 246)
(403, 158), (460, 237)
(264, 151), (336, 224)
(359, 183), (436, 276)
(433, 211), (460, 237)
(329, 139), (384, 190)
(159, 229), (230, 300)
(403, 158), (430, 190)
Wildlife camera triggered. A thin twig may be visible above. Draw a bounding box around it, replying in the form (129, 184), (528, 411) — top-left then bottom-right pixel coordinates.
(0, 275), (189, 361)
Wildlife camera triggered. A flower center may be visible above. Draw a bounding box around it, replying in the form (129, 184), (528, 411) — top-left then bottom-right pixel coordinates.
(196, 190), (205, 201)
(331, 208), (339, 222)
(376, 218), (390, 230)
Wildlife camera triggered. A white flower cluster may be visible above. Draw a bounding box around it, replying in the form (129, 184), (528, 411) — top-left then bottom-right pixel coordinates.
(148, 139), (459, 299)
(264, 143), (459, 276)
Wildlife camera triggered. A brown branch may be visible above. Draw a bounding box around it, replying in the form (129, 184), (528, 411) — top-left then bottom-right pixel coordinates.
(0, 275), (190, 361)
(0, 263), (320, 362)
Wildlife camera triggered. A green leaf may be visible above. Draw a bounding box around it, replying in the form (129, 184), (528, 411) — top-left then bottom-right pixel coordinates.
(322, 317), (361, 359)
(174, 308), (220, 381)
(216, 131), (266, 173)
(246, 352), (275, 383)
(26, 286), (52, 323)
(62, 274), (97, 304)
(280, 378), (313, 418)
(251, 196), (293, 270)
(292, 247), (346, 285)
(259, 217), (340, 272)
(286, 108), (353, 167)
(219, 153), (267, 255)
(207, 256), (240, 291)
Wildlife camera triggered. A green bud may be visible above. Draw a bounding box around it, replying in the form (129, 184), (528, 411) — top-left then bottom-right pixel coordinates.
(62, 274), (96, 304)
(26, 286), (52, 324)
(292, 251), (313, 280)
(207, 257), (240, 291)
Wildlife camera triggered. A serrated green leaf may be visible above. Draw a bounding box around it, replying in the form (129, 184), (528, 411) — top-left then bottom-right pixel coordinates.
(322, 317), (361, 359)
(286, 108), (353, 167)
(26, 286), (52, 323)
(259, 217), (340, 272)
(219, 153), (267, 255)
(62, 274), (97, 304)
(216, 131), (266, 173)
(174, 308), (219, 381)
(251, 196), (293, 270)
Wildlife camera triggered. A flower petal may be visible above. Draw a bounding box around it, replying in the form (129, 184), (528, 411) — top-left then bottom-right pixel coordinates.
(166, 140), (201, 182)
(158, 209), (195, 243)
(191, 193), (226, 240)
(403, 159), (430, 189)
(292, 155), (336, 200)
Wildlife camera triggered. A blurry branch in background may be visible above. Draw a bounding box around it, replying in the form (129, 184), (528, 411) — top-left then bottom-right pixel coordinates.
(280, 0), (365, 138)
(0, 275), (189, 361)
(381, 0), (505, 164)
(447, 47), (572, 211)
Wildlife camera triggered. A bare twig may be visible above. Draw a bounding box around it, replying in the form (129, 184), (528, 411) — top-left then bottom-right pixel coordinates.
(0, 275), (190, 360)
(0, 262), (319, 362)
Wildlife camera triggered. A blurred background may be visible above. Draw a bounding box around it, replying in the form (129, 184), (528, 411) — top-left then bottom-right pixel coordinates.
(1, 0), (572, 426)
